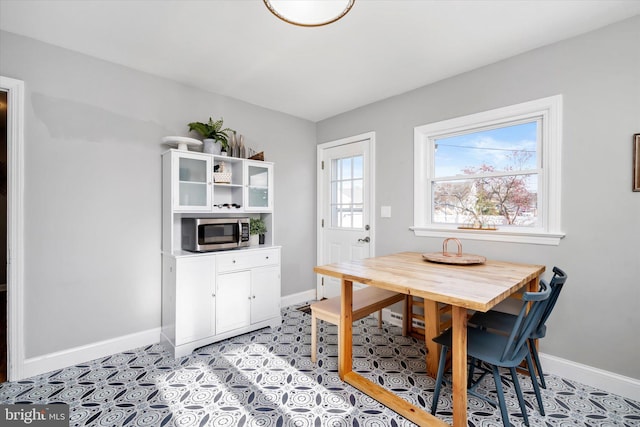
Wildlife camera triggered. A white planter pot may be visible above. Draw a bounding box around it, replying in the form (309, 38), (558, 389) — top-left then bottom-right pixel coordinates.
(249, 235), (259, 246)
(202, 139), (221, 155)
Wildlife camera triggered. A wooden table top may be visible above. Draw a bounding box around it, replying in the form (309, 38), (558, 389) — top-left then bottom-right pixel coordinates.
(314, 251), (545, 312)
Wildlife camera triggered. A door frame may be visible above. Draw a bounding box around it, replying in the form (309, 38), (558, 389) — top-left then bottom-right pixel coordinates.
(316, 132), (376, 298)
(1, 76), (25, 381)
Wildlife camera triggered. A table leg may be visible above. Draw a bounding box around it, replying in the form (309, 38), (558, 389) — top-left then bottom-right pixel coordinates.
(423, 299), (440, 377)
(451, 306), (468, 427)
(339, 279), (353, 380)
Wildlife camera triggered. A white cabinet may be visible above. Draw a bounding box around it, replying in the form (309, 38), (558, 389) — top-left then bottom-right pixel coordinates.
(162, 150), (274, 217)
(161, 149), (280, 359)
(216, 270), (251, 334)
(163, 150), (276, 252)
(211, 156), (245, 212)
(161, 247), (281, 358)
(251, 266), (281, 323)
(174, 256), (215, 345)
(216, 247), (281, 329)
(161, 254), (216, 349)
(172, 152), (212, 211)
(245, 161), (273, 212)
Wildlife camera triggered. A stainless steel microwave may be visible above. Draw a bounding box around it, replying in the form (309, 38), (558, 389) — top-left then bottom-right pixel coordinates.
(181, 217), (250, 252)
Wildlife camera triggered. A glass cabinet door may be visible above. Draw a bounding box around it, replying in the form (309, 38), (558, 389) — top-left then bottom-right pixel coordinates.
(245, 161), (273, 211)
(175, 153), (211, 211)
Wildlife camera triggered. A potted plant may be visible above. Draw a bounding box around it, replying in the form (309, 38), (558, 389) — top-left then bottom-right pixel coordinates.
(249, 217), (267, 245)
(187, 117), (234, 155)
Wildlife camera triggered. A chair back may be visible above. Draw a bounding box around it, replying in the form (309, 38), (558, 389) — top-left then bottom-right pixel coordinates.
(500, 280), (551, 363)
(535, 266), (568, 335)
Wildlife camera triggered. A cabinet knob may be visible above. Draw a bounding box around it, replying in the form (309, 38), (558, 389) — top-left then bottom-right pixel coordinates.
(266, 256), (269, 259)
(212, 293), (216, 298)
(248, 296), (252, 300)
(252, 295), (256, 299)
(233, 260), (236, 263)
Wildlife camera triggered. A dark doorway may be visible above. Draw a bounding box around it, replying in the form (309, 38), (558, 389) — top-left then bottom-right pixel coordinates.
(0, 90), (7, 383)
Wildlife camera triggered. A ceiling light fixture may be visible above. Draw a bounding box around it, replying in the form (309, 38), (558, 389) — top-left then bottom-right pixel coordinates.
(263, 0), (355, 27)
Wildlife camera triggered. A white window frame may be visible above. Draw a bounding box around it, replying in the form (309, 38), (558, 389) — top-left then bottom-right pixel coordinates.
(412, 95), (564, 245)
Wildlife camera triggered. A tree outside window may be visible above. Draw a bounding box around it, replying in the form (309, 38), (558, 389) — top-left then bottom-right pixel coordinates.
(431, 121), (539, 229)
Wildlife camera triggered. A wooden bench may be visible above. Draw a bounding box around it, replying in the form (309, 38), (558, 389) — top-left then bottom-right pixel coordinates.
(310, 287), (407, 362)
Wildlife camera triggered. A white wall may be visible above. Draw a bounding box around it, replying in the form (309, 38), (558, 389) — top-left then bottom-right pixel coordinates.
(0, 30), (317, 360)
(317, 16), (640, 379)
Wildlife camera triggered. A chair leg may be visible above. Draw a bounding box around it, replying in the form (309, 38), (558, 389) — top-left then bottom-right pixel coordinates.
(526, 352), (545, 416)
(468, 357), (477, 389)
(377, 309), (382, 328)
(529, 338), (546, 388)
(430, 345), (449, 415)
(510, 367), (529, 427)
(491, 365), (511, 427)
(402, 295), (409, 337)
(311, 313), (318, 363)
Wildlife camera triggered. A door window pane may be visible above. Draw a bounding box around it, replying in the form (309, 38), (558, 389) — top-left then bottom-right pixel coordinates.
(331, 155), (364, 229)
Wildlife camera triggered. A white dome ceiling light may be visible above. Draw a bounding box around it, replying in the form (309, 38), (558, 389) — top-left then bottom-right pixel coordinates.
(263, 0), (355, 27)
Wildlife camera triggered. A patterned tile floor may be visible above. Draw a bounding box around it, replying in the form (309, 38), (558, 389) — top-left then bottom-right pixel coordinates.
(1, 304), (639, 426)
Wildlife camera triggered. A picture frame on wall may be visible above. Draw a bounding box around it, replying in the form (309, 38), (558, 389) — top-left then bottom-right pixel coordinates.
(635, 134), (640, 192)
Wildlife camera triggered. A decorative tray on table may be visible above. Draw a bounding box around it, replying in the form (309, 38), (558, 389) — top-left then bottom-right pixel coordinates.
(422, 238), (486, 265)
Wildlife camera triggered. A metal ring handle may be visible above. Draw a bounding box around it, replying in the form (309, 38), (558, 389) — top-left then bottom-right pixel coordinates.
(442, 238), (463, 257)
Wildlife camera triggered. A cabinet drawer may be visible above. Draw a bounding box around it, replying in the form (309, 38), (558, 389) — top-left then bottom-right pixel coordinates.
(217, 248), (280, 273)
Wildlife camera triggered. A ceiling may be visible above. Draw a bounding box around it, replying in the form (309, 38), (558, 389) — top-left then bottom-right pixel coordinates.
(1, 1), (639, 122)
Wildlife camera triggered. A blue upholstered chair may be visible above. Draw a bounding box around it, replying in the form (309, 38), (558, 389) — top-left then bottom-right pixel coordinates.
(469, 266), (568, 389)
(430, 280), (551, 427)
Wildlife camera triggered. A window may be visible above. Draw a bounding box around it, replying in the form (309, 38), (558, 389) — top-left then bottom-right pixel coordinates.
(331, 155), (364, 228)
(413, 95), (564, 245)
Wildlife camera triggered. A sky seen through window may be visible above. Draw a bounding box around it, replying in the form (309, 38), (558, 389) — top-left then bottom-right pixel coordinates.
(434, 121), (538, 178)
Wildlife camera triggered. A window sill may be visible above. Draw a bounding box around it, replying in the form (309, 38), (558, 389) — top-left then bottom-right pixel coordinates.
(410, 226), (565, 246)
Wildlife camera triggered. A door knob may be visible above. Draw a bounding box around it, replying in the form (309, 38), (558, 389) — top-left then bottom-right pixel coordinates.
(358, 236), (370, 243)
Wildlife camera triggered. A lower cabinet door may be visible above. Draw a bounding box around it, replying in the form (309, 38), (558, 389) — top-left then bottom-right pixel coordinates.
(175, 256), (215, 345)
(216, 270), (251, 334)
(251, 266), (281, 324)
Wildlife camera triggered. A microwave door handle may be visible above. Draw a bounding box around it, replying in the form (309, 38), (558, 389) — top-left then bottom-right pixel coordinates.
(238, 219), (243, 245)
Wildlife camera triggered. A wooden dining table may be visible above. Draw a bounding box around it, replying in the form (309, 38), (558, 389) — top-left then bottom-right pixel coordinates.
(314, 251), (545, 427)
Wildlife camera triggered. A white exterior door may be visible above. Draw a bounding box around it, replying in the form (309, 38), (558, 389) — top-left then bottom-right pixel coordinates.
(317, 133), (375, 299)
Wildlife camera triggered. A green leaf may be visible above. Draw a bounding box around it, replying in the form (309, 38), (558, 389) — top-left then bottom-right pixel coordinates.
(187, 117), (234, 142)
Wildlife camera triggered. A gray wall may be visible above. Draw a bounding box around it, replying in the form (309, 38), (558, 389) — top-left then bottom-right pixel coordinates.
(317, 16), (640, 379)
(1, 14), (638, 379)
(0, 31), (317, 358)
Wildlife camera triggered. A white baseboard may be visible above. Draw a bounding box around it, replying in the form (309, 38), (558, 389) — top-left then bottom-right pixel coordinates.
(539, 353), (640, 401)
(21, 328), (161, 379)
(382, 308), (640, 401)
(383, 307), (404, 327)
(281, 289), (316, 308)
